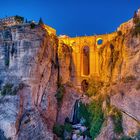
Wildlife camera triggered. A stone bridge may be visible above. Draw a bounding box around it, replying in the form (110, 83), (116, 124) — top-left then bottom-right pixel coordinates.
(59, 32), (118, 89)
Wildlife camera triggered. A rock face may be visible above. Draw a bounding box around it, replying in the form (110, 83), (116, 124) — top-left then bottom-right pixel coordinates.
(57, 42), (81, 124)
(0, 24), (58, 139)
(0, 9), (140, 140)
(96, 10), (140, 139)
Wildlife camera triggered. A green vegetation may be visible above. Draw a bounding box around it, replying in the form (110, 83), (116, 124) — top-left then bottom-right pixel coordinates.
(30, 22), (36, 29)
(76, 99), (104, 139)
(0, 83), (25, 96)
(53, 123), (64, 137)
(132, 11), (140, 36)
(14, 15), (24, 23)
(133, 11), (139, 24)
(5, 46), (10, 67)
(55, 84), (65, 107)
(86, 78), (103, 97)
(77, 101), (91, 127)
(110, 106), (123, 134)
(132, 22), (140, 36)
(89, 99), (104, 139)
(53, 122), (72, 138)
(38, 18), (44, 26)
(55, 77), (65, 107)
(64, 123), (73, 133)
(1, 83), (14, 96)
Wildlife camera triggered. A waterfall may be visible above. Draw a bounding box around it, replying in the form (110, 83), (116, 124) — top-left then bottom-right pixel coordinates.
(72, 99), (80, 124)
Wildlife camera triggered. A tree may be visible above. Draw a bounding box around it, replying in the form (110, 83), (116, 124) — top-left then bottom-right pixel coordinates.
(133, 11), (139, 24)
(25, 19), (28, 23)
(38, 18), (44, 25)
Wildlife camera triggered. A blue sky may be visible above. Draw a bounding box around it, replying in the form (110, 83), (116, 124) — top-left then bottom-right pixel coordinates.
(0, 0), (140, 36)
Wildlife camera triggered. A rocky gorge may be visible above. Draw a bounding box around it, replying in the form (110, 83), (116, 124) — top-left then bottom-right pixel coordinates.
(0, 9), (140, 140)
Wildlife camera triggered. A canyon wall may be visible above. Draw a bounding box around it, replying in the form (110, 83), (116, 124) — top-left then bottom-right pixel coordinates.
(0, 9), (140, 140)
(0, 24), (58, 140)
(58, 9), (140, 139)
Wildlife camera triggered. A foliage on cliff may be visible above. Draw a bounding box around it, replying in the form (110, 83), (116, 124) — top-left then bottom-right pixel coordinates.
(77, 98), (104, 139)
(109, 106), (123, 134)
(86, 77), (103, 97)
(55, 77), (65, 107)
(0, 83), (25, 96)
(132, 11), (140, 36)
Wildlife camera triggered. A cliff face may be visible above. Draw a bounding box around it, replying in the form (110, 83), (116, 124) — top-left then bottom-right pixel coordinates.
(96, 31), (140, 139)
(96, 11), (140, 140)
(0, 9), (140, 140)
(0, 24), (58, 140)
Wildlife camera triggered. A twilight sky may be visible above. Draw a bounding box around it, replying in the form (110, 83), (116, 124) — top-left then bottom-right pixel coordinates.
(0, 0), (140, 36)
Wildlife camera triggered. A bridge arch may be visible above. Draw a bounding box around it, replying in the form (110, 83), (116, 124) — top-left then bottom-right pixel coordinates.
(82, 46), (90, 76)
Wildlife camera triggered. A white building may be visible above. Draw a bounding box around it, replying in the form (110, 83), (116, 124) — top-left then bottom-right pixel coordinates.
(0, 16), (24, 27)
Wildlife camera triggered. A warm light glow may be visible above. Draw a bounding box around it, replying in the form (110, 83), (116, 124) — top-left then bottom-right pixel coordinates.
(96, 38), (103, 48)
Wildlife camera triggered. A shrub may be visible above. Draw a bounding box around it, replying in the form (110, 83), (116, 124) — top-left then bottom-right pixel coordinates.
(83, 130), (91, 138)
(132, 23), (140, 36)
(53, 123), (64, 137)
(64, 123), (72, 133)
(110, 106), (123, 134)
(132, 14), (140, 36)
(14, 15), (24, 23)
(89, 99), (104, 139)
(30, 22), (36, 29)
(123, 75), (136, 83)
(86, 78), (103, 97)
(55, 85), (65, 106)
(0, 83), (25, 96)
(1, 83), (14, 96)
(53, 123), (72, 138)
(38, 18), (44, 26)
(76, 99), (104, 139)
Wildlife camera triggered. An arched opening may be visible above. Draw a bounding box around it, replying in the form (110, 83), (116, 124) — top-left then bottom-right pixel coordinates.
(83, 46), (90, 76)
(81, 80), (89, 92)
(96, 38), (103, 45)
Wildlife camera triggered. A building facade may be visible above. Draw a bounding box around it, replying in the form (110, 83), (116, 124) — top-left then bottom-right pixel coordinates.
(0, 16), (24, 27)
